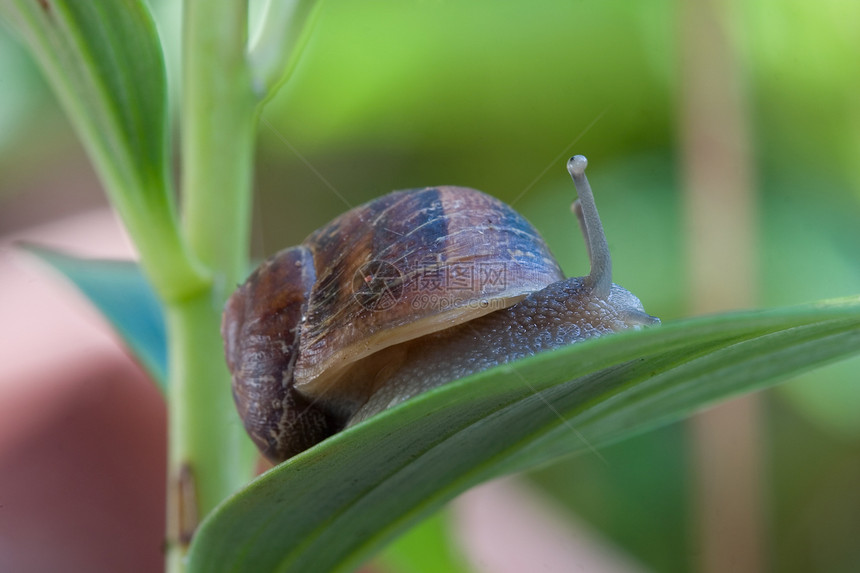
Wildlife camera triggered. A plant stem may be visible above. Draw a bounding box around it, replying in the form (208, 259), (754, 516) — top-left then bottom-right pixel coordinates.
(679, 0), (763, 570)
(165, 295), (252, 569)
(166, 0), (258, 569)
(181, 1), (256, 278)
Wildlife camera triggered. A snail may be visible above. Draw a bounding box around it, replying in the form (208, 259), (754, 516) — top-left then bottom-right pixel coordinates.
(222, 155), (659, 463)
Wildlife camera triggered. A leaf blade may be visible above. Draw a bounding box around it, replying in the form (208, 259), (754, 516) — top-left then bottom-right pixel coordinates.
(0, 0), (209, 300)
(187, 297), (860, 573)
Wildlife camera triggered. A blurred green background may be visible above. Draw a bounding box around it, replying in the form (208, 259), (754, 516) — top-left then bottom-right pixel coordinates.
(1, 0), (858, 571)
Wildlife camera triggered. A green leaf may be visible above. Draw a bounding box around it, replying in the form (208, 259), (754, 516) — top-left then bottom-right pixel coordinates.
(0, 0), (209, 300)
(187, 297), (860, 573)
(26, 246), (167, 391)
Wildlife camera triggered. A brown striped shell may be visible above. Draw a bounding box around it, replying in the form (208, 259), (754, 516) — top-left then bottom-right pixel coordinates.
(295, 186), (563, 395)
(223, 185), (564, 460)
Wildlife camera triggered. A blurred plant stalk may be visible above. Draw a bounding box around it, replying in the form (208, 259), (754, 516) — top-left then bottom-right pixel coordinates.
(679, 0), (764, 572)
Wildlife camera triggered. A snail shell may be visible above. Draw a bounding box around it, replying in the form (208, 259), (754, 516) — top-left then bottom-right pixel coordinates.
(296, 186), (563, 400)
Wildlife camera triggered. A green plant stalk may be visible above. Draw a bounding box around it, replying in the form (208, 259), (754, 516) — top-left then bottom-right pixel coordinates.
(166, 0), (258, 569)
(181, 0), (255, 279)
(165, 296), (253, 571)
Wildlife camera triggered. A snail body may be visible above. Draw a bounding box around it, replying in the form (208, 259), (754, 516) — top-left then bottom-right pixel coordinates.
(223, 156), (658, 462)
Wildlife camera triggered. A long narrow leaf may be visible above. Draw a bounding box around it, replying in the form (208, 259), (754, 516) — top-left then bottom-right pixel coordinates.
(187, 297), (860, 573)
(0, 0), (207, 299)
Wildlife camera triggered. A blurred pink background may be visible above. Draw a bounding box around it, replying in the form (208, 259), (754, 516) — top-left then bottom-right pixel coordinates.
(0, 210), (167, 572)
